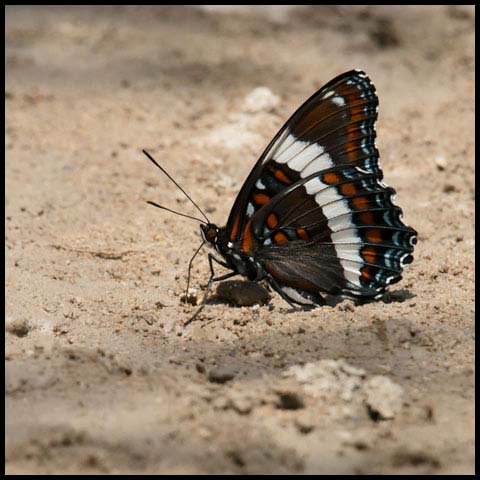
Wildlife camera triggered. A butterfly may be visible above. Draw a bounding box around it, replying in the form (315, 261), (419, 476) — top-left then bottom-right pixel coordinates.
(144, 69), (417, 325)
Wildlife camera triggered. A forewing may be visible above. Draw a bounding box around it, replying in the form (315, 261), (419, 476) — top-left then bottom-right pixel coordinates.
(226, 69), (381, 244)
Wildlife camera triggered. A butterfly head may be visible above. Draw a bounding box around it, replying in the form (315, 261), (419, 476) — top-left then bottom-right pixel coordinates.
(200, 223), (219, 245)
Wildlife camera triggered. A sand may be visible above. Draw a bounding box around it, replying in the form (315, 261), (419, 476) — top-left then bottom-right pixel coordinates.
(5, 5), (474, 474)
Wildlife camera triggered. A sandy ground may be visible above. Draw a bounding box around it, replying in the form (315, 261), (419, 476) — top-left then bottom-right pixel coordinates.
(5, 5), (475, 475)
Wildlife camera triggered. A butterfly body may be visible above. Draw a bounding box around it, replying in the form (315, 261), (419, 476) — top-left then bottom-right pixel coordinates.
(200, 223), (266, 282)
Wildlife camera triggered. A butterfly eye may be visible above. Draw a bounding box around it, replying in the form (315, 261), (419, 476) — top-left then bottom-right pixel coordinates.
(206, 227), (218, 243)
(200, 224), (218, 244)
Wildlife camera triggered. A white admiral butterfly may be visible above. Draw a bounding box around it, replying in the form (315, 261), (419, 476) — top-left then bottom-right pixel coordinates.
(145, 70), (417, 325)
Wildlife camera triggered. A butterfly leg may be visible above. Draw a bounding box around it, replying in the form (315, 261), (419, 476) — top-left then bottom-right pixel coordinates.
(266, 276), (302, 310)
(185, 240), (205, 302)
(266, 275), (325, 310)
(183, 254), (237, 327)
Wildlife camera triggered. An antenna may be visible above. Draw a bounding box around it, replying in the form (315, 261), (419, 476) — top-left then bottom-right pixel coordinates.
(143, 149), (210, 224)
(146, 201), (206, 224)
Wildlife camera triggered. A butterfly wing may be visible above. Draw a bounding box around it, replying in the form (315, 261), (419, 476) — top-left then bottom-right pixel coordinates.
(228, 70), (416, 303)
(247, 168), (416, 302)
(226, 69), (382, 243)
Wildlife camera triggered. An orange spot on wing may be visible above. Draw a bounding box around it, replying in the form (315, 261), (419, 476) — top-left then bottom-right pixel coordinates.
(345, 149), (364, 163)
(352, 196), (370, 209)
(340, 182), (356, 196)
(361, 246), (377, 263)
(347, 103), (369, 163)
(242, 220), (254, 253)
(359, 211), (375, 224)
(361, 266), (375, 281)
(253, 193), (270, 205)
(273, 169), (292, 184)
(274, 232), (288, 243)
(323, 172), (340, 184)
(297, 228), (309, 240)
(229, 214), (240, 240)
(350, 104), (366, 123)
(267, 213), (278, 229)
(366, 228), (382, 243)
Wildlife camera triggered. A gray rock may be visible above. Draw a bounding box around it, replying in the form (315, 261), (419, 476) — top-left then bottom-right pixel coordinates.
(5, 317), (30, 337)
(180, 288), (198, 306)
(207, 365), (237, 384)
(294, 413), (315, 434)
(364, 375), (404, 420)
(228, 394), (253, 415)
(216, 280), (270, 307)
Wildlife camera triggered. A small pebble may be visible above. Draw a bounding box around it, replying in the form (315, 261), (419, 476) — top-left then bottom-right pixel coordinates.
(276, 390), (305, 410)
(392, 448), (441, 468)
(229, 395), (253, 415)
(243, 87), (280, 113)
(338, 299), (355, 312)
(207, 365), (237, 384)
(5, 317), (30, 337)
(434, 155), (447, 171)
(341, 363), (366, 377)
(443, 183), (456, 193)
(294, 415), (314, 434)
(364, 375), (404, 420)
(180, 288), (198, 306)
(216, 280), (270, 307)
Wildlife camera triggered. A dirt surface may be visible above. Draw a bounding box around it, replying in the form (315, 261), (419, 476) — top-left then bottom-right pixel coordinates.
(5, 5), (475, 475)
